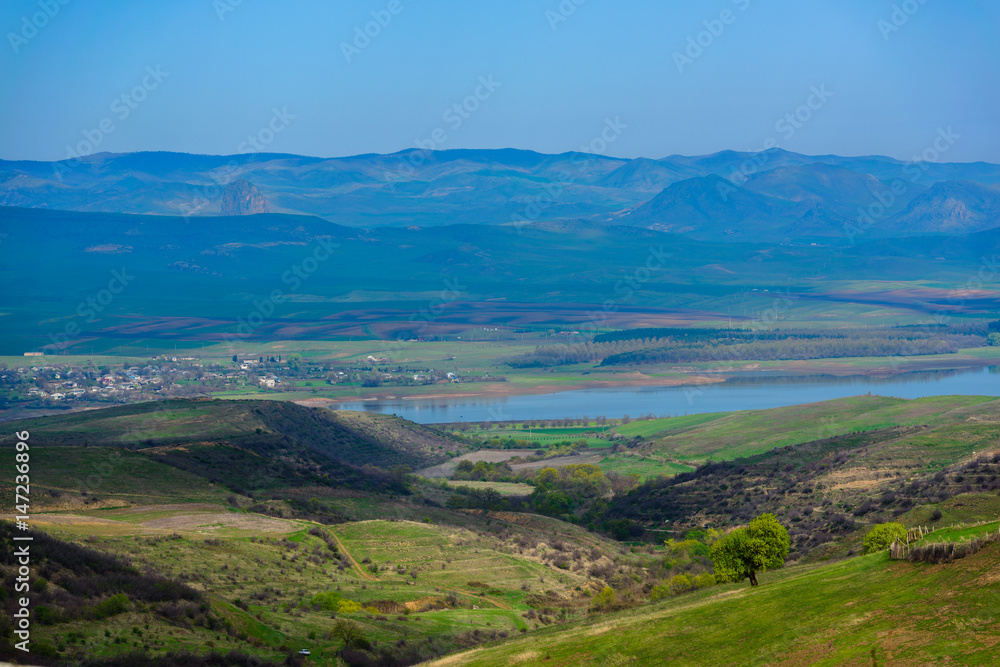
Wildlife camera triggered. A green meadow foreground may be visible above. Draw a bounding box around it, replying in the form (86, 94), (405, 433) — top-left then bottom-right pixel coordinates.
(427, 542), (1000, 666)
(3, 394), (1000, 665)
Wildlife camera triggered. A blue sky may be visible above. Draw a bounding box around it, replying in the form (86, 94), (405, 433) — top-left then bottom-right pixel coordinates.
(1, 0), (997, 163)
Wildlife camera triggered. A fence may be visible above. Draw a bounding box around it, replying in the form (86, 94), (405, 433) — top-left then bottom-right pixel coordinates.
(889, 519), (1000, 564)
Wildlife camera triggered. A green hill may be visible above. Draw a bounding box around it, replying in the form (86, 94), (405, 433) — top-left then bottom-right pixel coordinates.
(615, 394), (999, 461)
(4, 398), (465, 469)
(426, 542), (1000, 666)
(605, 395), (1000, 558)
(1, 399), (469, 510)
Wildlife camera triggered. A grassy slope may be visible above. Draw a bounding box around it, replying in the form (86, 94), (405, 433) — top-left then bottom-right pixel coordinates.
(604, 395), (1000, 560)
(1, 446), (231, 510)
(4, 398), (467, 469)
(626, 394), (999, 461)
(18, 508), (620, 663)
(333, 520), (592, 610)
(429, 543), (1000, 666)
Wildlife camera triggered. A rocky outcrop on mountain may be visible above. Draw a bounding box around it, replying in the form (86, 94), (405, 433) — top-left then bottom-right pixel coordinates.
(220, 178), (270, 215)
(876, 180), (1000, 235)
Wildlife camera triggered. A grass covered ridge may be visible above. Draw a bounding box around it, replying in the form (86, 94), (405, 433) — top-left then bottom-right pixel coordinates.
(427, 542), (1000, 666)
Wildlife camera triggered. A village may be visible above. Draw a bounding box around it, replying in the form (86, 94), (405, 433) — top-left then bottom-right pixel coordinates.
(0, 353), (504, 414)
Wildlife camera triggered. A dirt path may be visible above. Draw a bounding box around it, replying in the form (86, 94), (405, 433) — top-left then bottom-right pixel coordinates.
(327, 528), (379, 581)
(438, 587), (512, 611)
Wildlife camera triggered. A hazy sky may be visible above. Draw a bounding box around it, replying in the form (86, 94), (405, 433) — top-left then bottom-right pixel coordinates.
(1, 0), (997, 163)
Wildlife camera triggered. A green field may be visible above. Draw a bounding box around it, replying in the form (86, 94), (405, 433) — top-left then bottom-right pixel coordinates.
(7, 391), (1000, 664)
(333, 520), (589, 610)
(625, 394), (999, 461)
(918, 520), (1000, 544)
(428, 543), (1000, 666)
(593, 452), (695, 479)
(18, 504), (627, 664)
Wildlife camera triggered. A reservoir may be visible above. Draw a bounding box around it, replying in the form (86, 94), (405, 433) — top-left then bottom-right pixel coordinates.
(330, 366), (1000, 424)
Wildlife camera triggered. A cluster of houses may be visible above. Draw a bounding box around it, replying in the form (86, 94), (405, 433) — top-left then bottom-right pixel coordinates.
(5, 357), (282, 404)
(15, 364), (177, 401)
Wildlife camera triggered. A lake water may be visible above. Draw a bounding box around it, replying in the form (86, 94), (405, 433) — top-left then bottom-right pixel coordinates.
(330, 366), (1000, 424)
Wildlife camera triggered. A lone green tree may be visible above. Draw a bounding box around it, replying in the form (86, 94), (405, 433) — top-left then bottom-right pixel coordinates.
(710, 513), (789, 587)
(863, 522), (906, 553)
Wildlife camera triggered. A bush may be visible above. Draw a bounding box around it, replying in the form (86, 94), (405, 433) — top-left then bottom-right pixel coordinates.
(332, 619), (372, 651)
(649, 584), (669, 601)
(863, 522), (906, 554)
(668, 574), (692, 595)
(906, 532), (1000, 564)
(310, 591), (342, 611)
(590, 586), (616, 611)
(92, 593), (131, 619)
(337, 599), (362, 614)
(693, 573), (716, 589)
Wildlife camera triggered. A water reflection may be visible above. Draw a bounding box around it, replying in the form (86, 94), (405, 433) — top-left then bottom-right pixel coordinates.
(717, 368), (966, 387)
(330, 366), (999, 424)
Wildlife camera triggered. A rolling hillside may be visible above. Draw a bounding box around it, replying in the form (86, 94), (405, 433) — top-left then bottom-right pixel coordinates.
(0, 399), (468, 509)
(5, 398), (464, 470)
(604, 395), (1000, 557)
(426, 543), (1000, 666)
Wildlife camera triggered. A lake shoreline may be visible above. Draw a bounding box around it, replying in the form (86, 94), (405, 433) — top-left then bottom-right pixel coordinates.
(294, 352), (1000, 411)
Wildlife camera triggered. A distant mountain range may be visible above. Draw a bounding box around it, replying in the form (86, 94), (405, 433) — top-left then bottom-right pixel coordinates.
(1, 148), (999, 242)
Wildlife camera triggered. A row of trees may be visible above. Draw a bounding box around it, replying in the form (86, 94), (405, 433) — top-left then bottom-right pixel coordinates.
(504, 326), (985, 368)
(601, 335), (974, 366)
